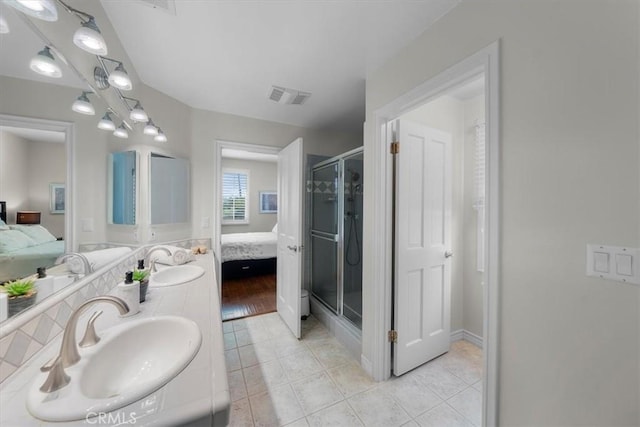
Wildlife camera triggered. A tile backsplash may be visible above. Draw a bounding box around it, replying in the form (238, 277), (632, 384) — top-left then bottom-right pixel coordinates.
(0, 238), (211, 384)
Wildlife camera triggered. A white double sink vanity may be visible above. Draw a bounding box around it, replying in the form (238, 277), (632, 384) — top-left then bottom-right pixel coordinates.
(0, 252), (230, 426)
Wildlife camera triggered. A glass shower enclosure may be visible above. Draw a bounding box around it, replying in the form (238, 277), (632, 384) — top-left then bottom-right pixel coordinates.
(310, 148), (363, 328)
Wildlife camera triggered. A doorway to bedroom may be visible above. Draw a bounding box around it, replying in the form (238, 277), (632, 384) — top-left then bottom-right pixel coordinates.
(215, 142), (280, 321)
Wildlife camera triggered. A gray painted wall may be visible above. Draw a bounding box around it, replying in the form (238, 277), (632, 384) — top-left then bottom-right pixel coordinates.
(364, 1), (639, 425)
(221, 158), (278, 234)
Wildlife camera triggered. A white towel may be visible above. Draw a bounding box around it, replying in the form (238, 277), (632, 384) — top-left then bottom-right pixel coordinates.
(67, 247), (132, 274)
(149, 245), (194, 266)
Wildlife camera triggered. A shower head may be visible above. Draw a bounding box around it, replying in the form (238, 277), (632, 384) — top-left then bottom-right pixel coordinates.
(348, 169), (360, 182)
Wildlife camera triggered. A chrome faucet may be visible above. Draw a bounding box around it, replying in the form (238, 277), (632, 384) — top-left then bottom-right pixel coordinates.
(144, 246), (171, 273)
(56, 252), (94, 275)
(39, 296), (129, 393)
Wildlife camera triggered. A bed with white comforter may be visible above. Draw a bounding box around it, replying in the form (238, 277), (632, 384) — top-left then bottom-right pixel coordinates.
(220, 232), (277, 262)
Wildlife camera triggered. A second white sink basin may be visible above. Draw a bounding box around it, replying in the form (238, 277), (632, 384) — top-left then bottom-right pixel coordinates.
(27, 315), (202, 422)
(150, 264), (204, 287)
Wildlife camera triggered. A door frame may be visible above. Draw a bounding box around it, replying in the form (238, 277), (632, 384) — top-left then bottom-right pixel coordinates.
(212, 139), (281, 295)
(0, 114), (75, 250)
(369, 41), (500, 426)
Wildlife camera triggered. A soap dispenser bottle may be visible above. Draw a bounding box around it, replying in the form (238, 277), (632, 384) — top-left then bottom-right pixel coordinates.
(117, 271), (140, 317)
(34, 266), (54, 300)
(136, 259), (150, 303)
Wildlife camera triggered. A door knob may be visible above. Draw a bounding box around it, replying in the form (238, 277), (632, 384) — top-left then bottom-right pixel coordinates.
(287, 245), (298, 252)
(445, 251), (453, 258)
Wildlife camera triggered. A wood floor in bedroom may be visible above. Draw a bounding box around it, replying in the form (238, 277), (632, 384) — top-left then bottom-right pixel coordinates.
(221, 273), (277, 321)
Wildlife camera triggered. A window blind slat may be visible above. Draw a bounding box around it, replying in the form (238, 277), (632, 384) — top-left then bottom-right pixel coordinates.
(222, 172), (248, 221)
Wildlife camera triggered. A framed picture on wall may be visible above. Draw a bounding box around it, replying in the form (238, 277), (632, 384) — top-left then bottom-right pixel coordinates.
(259, 191), (277, 213)
(50, 183), (65, 214)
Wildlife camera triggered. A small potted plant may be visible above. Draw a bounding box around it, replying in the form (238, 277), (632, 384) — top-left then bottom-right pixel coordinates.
(133, 269), (150, 303)
(1, 279), (37, 317)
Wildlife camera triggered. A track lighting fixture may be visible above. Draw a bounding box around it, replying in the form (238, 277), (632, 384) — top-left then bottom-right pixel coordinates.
(56, 0), (108, 55)
(72, 91), (95, 115)
(97, 57), (132, 91)
(154, 128), (167, 143)
(143, 119), (159, 136)
(130, 102), (148, 122)
(29, 46), (62, 78)
(98, 112), (116, 131)
(113, 123), (129, 139)
(3, 0), (58, 21)
(73, 16), (107, 55)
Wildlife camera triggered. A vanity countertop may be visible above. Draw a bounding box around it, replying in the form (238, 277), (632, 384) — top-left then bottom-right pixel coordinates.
(0, 253), (230, 426)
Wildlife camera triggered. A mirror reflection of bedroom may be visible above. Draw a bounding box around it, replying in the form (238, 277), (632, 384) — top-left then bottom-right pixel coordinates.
(0, 126), (67, 289)
(220, 148), (279, 321)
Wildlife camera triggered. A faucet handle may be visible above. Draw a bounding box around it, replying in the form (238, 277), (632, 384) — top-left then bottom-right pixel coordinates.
(79, 310), (103, 348)
(39, 355), (70, 393)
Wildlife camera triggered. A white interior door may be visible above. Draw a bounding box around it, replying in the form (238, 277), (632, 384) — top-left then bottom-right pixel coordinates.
(277, 138), (304, 338)
(394, 119), (452, 375)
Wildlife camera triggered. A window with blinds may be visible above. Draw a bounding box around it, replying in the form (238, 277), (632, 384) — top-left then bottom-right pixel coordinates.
(222, 170), (249, 223)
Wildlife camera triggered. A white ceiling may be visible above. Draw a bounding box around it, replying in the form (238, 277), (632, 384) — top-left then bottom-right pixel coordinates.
(100, 0), (460, 133)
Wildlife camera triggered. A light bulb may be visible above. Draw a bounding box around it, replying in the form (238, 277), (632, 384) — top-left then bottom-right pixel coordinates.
(113, 124), (129, 139)
(154, 129), (167, 143)
(143, 120), (158, 136)
(5, 0), (58, 21)
(29, 47), (62, 78)
(129, 101), (148, 122)
(73, 17), (107, 55)
(108, 63), (132, 91)
(71, 92), (95, 115)
(98, 112), (116, 131)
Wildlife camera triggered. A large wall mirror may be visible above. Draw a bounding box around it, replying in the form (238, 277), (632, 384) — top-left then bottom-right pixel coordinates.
(0, 115), (75, 319)
(109, 151), (138, 225)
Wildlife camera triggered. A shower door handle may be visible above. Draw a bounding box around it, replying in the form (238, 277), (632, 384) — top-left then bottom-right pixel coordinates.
(444, 251), (454, 258)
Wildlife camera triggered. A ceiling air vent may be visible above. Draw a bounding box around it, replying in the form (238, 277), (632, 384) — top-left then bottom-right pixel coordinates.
(137, 0), (176, 14)
(268, 86), (311, 105)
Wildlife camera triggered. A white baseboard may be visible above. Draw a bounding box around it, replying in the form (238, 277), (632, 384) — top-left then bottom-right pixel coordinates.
(450, 329), (483, 349)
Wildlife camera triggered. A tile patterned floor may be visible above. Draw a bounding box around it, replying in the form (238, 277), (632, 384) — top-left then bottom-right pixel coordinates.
(224, 313), (483, 427)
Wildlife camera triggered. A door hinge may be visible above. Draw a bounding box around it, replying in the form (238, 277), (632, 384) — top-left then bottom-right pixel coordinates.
(388, 330), (398, 343)
(390, 141), (399, 154)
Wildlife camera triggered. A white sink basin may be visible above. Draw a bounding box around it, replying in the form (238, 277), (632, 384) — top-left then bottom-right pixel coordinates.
(149, 264), (204, 287)
(27, 316), (202, 422)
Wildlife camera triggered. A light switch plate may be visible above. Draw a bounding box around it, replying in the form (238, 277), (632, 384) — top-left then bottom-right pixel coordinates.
(587, 244), (639, 285)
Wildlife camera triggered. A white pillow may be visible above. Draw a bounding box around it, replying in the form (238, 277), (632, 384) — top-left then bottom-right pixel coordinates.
(0, 229), (36, 253)
(0, 218), (8, 231)
(272, 223), (278, 233)
(10, 225), (57, 244)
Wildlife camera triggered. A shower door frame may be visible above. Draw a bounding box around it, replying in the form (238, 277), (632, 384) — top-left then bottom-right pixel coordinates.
(310, 147), (364, 328)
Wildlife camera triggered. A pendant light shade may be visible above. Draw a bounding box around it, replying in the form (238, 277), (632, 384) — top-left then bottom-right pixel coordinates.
(154, 128), (167, 143)
(143, 119), (159, 136)
(107, 63), (132, 91)
(113, 123), (129, 139)
(73, 17), (107, 55)
(0, 15), (9, 34)
(29, 46), (62, 78)
(98, 112), (116, 131)
(4, 0), (58, 22)
(129, 101), (148, 122)
(72, 91), (95, 115)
